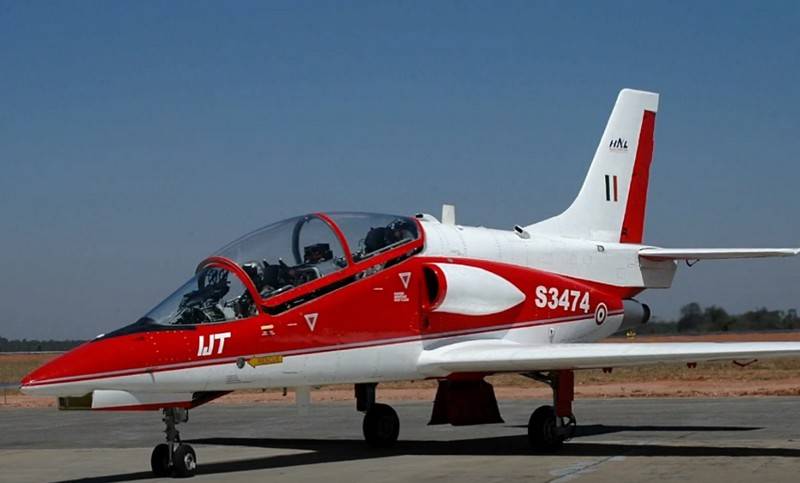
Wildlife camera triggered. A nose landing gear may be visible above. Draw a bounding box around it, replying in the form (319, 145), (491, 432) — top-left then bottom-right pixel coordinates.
(151, 407), (197, 478)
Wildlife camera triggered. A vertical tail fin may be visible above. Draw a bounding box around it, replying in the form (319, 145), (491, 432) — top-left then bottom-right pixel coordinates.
(528, 88), (658, 243)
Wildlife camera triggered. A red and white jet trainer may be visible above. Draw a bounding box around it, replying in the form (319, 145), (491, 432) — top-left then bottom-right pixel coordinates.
(21, 88), (800, 478)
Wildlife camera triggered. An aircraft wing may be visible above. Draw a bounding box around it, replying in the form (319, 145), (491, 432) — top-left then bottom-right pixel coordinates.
(639, 247), (800, 260)
(417, 340), (800, 375)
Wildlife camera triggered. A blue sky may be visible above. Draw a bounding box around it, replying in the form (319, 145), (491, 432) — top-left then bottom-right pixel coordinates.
(1, 1), (798, 339)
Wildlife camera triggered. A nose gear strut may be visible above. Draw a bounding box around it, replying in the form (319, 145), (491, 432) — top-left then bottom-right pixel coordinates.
(151, 408), (197, 478)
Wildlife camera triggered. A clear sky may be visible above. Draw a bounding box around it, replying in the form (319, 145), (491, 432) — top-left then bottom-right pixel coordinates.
(1, 1), (798, 339)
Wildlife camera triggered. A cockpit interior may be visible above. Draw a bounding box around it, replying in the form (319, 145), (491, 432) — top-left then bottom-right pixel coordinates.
(126, 213), (421, 329)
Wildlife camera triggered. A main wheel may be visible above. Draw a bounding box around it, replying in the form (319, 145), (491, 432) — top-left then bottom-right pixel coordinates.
(528, 405), (564, 452)
(362, 403), (400, 448)
(172, 443), (197, 478)
(151, 443), (171, 477)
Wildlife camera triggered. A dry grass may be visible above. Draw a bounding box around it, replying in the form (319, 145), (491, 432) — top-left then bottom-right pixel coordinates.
(0, 353), (57, 386)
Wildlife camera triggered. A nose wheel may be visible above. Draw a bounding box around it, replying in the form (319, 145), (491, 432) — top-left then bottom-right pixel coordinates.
(151, 408), (197, 478)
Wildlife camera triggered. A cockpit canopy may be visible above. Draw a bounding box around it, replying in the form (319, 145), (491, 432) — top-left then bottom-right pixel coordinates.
(137, 212), (421, 327)
(143, 264), (257, 326)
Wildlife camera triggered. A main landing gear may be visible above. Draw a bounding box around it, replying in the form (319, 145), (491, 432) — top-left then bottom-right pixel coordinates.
(151, 408), (197, 478)
(356, 383), (400, 447)
(524, 370), (577, 451)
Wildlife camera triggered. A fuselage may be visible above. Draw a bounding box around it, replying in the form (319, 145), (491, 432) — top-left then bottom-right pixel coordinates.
(20, 212), (666, 405)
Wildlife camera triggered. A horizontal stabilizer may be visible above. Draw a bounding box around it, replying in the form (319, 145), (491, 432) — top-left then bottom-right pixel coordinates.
(417, 340), (800, 375)
(639, 247), (800, 260)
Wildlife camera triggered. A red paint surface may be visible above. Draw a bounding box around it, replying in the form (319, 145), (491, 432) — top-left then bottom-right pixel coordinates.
(22, 255), (628, 390)
(620, 110), (656, 243)
(555, 369), (575, 417)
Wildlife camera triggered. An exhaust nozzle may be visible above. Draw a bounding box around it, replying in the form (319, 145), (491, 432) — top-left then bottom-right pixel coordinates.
(620, 299), (650, 331)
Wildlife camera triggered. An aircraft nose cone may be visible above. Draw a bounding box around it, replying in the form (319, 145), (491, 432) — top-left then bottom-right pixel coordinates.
(18, 343), (94, 396)
(19, 334), (145, 397)
(19, 371), (35, 388)
(19, 376), (31, 392)
(19, 355), (64, 395)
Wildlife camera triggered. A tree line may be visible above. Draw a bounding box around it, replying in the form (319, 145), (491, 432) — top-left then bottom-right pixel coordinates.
(636, 303), (800, 335)
(0, 337), (85, 352)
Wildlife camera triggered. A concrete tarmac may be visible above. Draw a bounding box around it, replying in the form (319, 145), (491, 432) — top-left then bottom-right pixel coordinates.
(2, 398), (800, 483)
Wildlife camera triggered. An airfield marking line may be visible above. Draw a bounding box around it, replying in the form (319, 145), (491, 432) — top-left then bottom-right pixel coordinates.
(547, 455), (626, 483)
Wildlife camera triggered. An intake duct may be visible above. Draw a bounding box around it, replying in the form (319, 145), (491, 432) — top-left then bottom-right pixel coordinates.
(421, 263), (526, 316)
(619, 299), (651, 332)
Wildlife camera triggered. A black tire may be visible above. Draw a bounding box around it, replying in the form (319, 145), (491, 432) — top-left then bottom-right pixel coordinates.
(528, 405), (564, 452)
(172, 443), (197, 478)
(362, 403), (400, 448)
(150, 443), (171, 477)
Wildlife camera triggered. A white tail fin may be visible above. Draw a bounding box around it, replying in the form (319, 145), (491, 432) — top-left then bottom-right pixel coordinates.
(528, 88), (658, 243)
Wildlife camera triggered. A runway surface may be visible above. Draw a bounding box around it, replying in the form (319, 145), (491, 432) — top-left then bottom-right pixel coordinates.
(2, 397), (800, 483)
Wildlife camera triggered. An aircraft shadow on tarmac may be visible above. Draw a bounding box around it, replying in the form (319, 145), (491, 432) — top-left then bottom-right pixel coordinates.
(54, 423), (800, 483)
(512, 424), (763, 437)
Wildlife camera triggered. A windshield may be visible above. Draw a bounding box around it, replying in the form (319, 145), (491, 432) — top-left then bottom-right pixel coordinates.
(142, 265), (257, 326)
